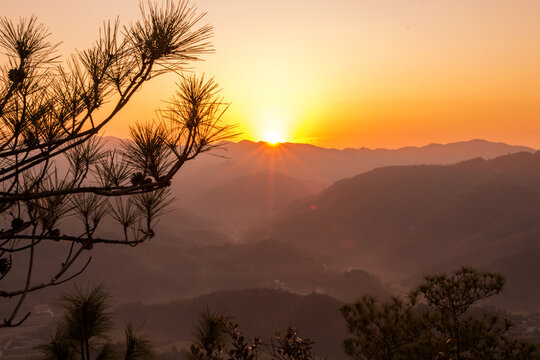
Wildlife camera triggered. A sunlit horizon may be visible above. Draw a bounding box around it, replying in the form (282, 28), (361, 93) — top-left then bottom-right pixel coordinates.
(3, 0), (540, 150)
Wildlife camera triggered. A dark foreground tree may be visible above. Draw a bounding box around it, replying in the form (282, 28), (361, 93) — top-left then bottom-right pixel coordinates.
(0, 0), (234, 327)
(39, 284), (155, 360)
(341, 267), (539, 360)
(122, 324), (154, 360)
(59, 284), (114, 360)
(189, 309), (317, 360)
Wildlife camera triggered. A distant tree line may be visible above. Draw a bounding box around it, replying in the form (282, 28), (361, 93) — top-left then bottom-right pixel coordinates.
(186, 267), (539, 360)
(40, 267), (539, 359)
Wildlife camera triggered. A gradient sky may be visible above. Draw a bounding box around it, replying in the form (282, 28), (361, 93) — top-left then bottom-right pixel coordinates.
(3, 0), (540, 149)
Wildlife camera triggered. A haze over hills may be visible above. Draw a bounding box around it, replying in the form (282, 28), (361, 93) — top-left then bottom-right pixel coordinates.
(6, 138), (540, 350)
(245, 151), (540, 311)
(165, 138), (533, 229)
(3, 238), (390, 310)
(13, 138), (536, 308)
(179, 171), (326, 229)
(6, 138), (540, 359)
(66, 140), (540, 311)
(89, 137), (535, 236)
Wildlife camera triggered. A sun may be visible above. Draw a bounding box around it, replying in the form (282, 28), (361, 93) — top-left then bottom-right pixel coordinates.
(263, 130), (285, 145)
(255, 108), (292, 145)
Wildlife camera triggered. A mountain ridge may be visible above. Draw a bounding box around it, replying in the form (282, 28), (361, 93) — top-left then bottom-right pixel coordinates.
(243, 151), (540, 311)
(224, 138), (535, 152)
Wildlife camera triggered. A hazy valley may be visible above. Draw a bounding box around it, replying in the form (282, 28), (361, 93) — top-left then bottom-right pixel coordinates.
(4, 138), (540, 358)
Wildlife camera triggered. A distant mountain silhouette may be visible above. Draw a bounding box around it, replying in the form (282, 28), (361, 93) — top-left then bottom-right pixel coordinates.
(172, 138), (534, 187)
(115, 288), (347, 359)
(166, 138), (533, 228)
(15, 138), (538, 315)
(93, 137), (534, 230)
(245, 152), (540, 311)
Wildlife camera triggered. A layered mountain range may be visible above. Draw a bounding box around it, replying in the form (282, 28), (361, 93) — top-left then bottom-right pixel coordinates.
(245, 151), (540, 310)
(6, 139), (539, 314)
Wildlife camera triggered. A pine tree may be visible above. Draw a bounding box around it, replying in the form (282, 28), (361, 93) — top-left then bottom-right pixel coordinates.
(0, 1), (233, 327)
(341, 267), (539, 360)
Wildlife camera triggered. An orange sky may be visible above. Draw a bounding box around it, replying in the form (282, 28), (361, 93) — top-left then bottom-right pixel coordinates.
(3, 0), (540, 149)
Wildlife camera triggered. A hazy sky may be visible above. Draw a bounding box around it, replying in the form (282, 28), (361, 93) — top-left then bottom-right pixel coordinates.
(3, 0), (540, 149)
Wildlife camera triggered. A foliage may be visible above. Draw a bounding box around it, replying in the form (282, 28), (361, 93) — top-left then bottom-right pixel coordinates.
(189, 309), (317, 360)
(39, 284), (155, 360)
(123, 324), (155, 360)
(38, 325), (75, 360)
(59, 284), (114, 360)
(0, 0), (234, 327)
(341, 267), (539, 360)
(265, 328), (316, 360)
(341, 296), (435, 360)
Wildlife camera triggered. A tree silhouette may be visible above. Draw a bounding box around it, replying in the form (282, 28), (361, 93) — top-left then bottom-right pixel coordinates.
(0, 0), (234, 327)
(39, 284), (155, 360)
(341, 267), (539, 360)
(38, 325), (75, 360)
(59, 284), (114, 360)
(191, 308), (230, 359)
(122, 324), (154, 360)
(189, 309), (317, 360)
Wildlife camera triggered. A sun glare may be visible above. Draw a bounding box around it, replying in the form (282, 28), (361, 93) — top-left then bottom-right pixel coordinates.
(257, 109), (291, 145)
(263, 131), (284, 145)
